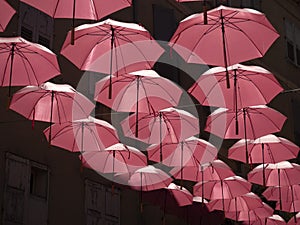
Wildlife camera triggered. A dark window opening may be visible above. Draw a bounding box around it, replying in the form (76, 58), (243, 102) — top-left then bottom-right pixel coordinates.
(30, 166), (48, 199)
(21, 26), (33, 41)
(38, 35), (50, 48)
(287, 40), (295, 62)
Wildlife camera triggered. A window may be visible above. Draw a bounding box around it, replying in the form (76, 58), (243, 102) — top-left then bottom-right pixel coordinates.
(214, 0), (261, 9)
(18, 3), (54, 48)
(292, 98), (300, 146)
(3, 153), (49, 225)
(85, 180), (121, 225)
(285, 19), (300, 67)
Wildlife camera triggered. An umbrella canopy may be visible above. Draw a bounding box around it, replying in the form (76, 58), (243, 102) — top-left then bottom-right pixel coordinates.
(0, 0), (16, 32)
(188, 64), (283, 109)
(169, 5), (279, 87)
(208, 192), (263, 212)
(94, 70), (182, 112)
(193, 176), (251, 204)
(21, 0), (131, 20)
(121, 107), (199, 144)
(275, 200), (300, 212)
(61, 19), (164, 80)
(43, 116), (119, 153)
(228, 134), (300, 164)
(205, 105), (287, 140)
(147, 136), (217, 166)
(81, 143), (147, 173)
(0, 37), (60, 96)
(243, 215), (287, 225)
(225, 203), (274, 222)
(125, 165), (173, 191)
(248, 161), (300, 187)
(169, 159), (235, 182)
(263, 185), (300, 202)
(9, 82), (94, 124)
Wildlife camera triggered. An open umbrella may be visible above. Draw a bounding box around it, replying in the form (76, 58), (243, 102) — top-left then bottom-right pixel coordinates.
(147, 136), (217, 167)
(0, 0), (16, 32)
(81, 143), (147, 173)
(205, 105), (287, 164)
(61, 19), (164, 97)
(94, 70), (182, 135)
(209, 192), (263, 222)
(43, 116), (119, 153)
(248, 161), (300, 210)
(194, 176), (251, 211)
(120, 165), (173, 212)
(169, 5), (279, 88)
(263, 185), (300, 202)
(243, 215), (287, 225)
(169, 159), (235, 182)
(0, 37), (60, 97)
(225, 203), (273, 224)
(21, 0), (132, 44)
(9, 82), (94, 141)
(188, 64), (283, 133)
(94, 70), (182, 112)
(228, 134), (300, 164)
(121, 107), (199, 161)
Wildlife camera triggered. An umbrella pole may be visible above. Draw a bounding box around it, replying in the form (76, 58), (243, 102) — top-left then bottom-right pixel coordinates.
(234, 69), (238, 135)
(8, 43), (16, 104)
(49, 91), (55, 145)
(135, 77), (140, 137)
(109, 26), (115, 99)
(243, 108), (249, 165)
(262, 143), (266, 186)
(180, 141), (184, 189)
(112, 151), (115, 195)
(203, 0), (208, 25)
(220, 10), (230, 89)
(291, 185), (297, 222)
(159, 112), (163, 162)
(278, 169), (282, 210)
(71, 0), (76, 45)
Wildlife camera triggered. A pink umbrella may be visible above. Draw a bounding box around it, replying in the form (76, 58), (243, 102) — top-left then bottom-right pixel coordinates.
(94, 70), (182, 113)
(147, 136), (217, 166)
(9, 82), (94, 141)
(170, 159), (235, 182)
(188, 64), (283, 109)
(121, 107), (199, 161)
(208, 192), (263, 212)
(248, 161), (300, 187)
(205, 105), (287, 164)
(248, 161), (300, 209)
(0, 0), (16, 32)
(208, 192), (263, 222)
(243, 215), (287, 225)
(228, 134), (300, 164)
(194, 176), (251, 210)
(288, 212), (300, 225)
(275, 200), (300, 213)
(169, 5), (279, 87)
(225, 203), (273, 223)
(81, 143), (147, 173)
(121, 165), (173, 211)
(43, 116), (119, 153)
(21, 0), (132, 44)
(263, 185), (300, 202)
(61, 19), (164, 96)
(188, 64), (283, 133)
(0, 37), (60, 97)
